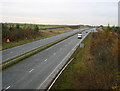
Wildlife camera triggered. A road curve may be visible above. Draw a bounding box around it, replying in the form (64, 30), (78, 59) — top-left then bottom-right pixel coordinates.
(2, 28), (88, 63)
(2, 28), (95, 90)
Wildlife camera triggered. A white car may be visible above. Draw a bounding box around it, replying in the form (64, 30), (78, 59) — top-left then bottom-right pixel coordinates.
(78, 33), (82, 39)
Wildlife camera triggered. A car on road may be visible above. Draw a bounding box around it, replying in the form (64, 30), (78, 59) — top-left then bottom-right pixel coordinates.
(78, 33), (82, 39)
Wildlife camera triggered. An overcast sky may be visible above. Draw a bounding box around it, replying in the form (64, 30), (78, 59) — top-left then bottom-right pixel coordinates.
(0, 0), (119, 25)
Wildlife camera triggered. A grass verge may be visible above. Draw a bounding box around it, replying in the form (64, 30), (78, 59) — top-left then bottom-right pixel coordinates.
(1, 32), (79, 70)
(50, 33), (92, 89)
(2, 27), (74, 50)
(51, 31), (118, 90)
(51, 33), (92, 90)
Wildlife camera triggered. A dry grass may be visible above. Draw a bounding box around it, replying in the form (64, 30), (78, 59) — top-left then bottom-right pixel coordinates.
(51, 31), (118, 90)
(2, 27), (73, 49)
(51, 33), (93, 90)
(89, 31), (118, 89)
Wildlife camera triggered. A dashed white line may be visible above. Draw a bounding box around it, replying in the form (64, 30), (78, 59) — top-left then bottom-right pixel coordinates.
(37, 48), (72, 89)
(44, 59), (47, 62)
(29, 69), (34, 73)
(4, 86), (11, 90)
(10, 52), (13, 53)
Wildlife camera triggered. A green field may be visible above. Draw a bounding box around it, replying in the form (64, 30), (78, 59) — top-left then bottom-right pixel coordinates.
(1, 23), (88, 50)
(2, 23), (82, 49)
(1, 23), (71, 30)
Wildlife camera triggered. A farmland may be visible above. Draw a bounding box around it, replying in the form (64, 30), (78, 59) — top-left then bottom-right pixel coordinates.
(1, 23), (83, 49)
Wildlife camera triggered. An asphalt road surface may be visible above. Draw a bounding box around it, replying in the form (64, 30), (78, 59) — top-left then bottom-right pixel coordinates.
(2, 28), (95, 90)
(2, 28), (88, 63)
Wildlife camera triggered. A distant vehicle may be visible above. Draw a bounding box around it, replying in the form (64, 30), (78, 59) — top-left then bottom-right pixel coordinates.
(86, 31), (88, 33)
(78, 33), (82, 39)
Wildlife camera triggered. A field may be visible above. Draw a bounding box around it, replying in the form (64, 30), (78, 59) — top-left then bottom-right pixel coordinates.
(2, 23), (71, 29)
(1, 23), (84, 49)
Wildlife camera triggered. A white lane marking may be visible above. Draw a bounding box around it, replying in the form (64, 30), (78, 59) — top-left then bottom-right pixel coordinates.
(46, 46), (53, 50)
(46, 48), (49, 51)
(45, 32), (78, 51)
(72, 48), (75, 51)
(37, 48), (72, 89)
(4, 58), (11, 62)
(44, 59), (47, 62)
(37, 31), (90, 89)
(10, 52), (13, 53)
(47, 58), (74, 90)
(29, 69), (34, 73)
(5, 86), (11, 90)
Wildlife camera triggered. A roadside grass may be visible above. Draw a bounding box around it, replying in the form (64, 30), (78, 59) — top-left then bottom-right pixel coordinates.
(1, 32), (79, 70)
(51, 33), (92, 89)
(1, 23), (71, 30)
(2, 27), (73, 50)
(37, 25), (71, 29)
(3, 34), (56, 50)
(51, 31), (118, 90)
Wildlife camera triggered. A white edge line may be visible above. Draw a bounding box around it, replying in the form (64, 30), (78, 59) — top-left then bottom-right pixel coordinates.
(37, 50), (71, 89)
(29, 69), (34, 73)
(47, 58), (74, 91)
(46, 32), (76, 50)
(4, 86), (11, 90)
(37, 36), (82, 89)
(3, 31), (89, 64)
(47, 32), (90, 90)
(1, 32), (76, 65)
(44, 59), (47, 62)
(38, 33), (84, 89)
(3, 30), (80, 62)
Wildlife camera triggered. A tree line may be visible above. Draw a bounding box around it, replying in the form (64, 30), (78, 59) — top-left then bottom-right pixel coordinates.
(2, 23), (40, 43)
